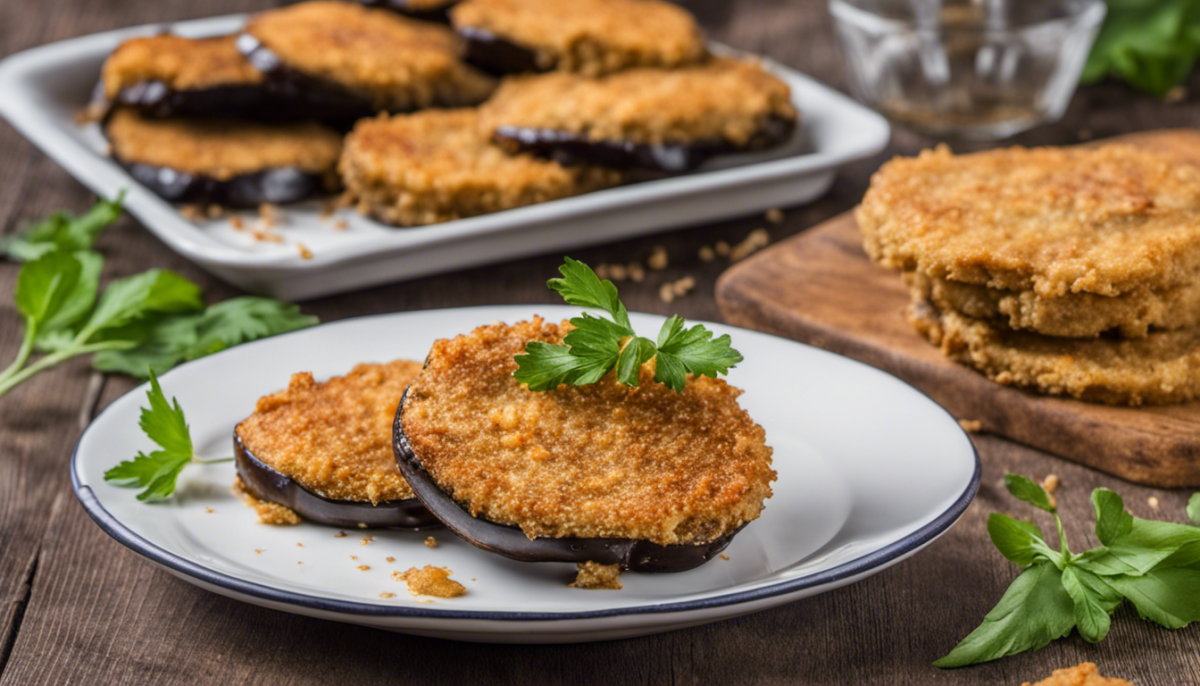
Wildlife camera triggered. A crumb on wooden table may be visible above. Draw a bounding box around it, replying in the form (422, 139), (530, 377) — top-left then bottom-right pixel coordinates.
(1165, 85), (1188, 104)
(1042, 474), (1059, 494)
(730, 228), (770, 261)
(957, 418), (982, 433)
(714, 240), (731, 257)
(647, 245), (668, 270)
(1148, 496), (1160, 509)
(698, 245), (715, 262)
(765, 208), (784, 224)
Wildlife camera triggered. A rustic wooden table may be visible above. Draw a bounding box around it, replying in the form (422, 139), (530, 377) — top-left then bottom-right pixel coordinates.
(1, 1), (1199, 684)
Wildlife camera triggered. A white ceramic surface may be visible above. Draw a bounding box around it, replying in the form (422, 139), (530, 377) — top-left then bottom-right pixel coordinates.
(0, 15), (890, 300)
(73, 305), (979, 643)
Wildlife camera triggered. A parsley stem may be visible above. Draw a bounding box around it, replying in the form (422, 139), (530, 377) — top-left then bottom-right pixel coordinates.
(192, 456), (234, 464)
(0, 340), (131, 399)
(1053, 511), (1070, 557)
(0, 318), (37, 386)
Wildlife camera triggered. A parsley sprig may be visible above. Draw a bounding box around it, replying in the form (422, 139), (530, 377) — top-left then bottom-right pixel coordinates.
(0, 195), (319, 399)
(937, 474), (1200, 667)
(513, 257), (742, 392)
(104, 369), (229, 501)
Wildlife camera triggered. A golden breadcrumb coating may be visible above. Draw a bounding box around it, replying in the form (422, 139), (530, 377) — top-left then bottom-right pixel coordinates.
(340, 109), (623, 226)
(480, 57), (797, 146)
(106, 108), (342, 181)
(245, 1), (495, 111)
(910, 298), (1200, 406)
(451, 0), (706, 75)
(1023, 663), (1133, 686)
(570, 562), (623, 590)
(398, 566), (467, 597)
(905, 269), (1200, 338)
(858, 144), (1200, 297)
(402, 318), (775, 545)
(102, 35), (263, 99)
(231, 476), (302, 525)
(236, 360), (422, 504)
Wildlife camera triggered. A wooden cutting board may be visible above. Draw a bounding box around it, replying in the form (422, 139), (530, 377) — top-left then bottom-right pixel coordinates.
(716, 131), (1200, 488)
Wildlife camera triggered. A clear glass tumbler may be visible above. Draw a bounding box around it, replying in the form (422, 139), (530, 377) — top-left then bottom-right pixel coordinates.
(829, 0), (1106, 139)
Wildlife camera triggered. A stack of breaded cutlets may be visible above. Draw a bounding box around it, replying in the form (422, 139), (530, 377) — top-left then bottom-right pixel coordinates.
(858, 144), (1200, 406)
(91, 0), (800, 223)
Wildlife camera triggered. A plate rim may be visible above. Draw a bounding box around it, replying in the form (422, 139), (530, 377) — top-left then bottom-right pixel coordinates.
(70, 307), (981, 623)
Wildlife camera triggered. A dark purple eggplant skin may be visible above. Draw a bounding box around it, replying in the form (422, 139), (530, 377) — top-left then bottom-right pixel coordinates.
(115, 159), (330, 209)
(358, 0), (457, 23)
(235, 432), (440, 529)
(235, 33), (378, 122)
(393, 389), (741, 572)
(493, 115), (799, 173)
(457, 26), (544, 76)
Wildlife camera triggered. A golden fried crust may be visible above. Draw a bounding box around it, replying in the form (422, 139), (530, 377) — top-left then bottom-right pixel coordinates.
(451, 0), (706, 75)
(480, 57), (797, 147)
(340, 109), (623, 226)
(402, 318), (775, 545)
(1022, 663), (1133, 686)
(245, 1), (495, 111)
(102, 35), (263, 100)
(106, 108), (342, 181)
(858, 144), (1200, 297)
(910, 297), (1200, 406)
(235, 360), (423, 504)
(904, 270), (1200, 339)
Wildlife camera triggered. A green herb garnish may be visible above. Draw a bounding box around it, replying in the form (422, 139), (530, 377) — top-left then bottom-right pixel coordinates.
(0, 191), (125, 260)
(513, 257), (742, 392)
(936, 474), (1200, 667)
(1083, 0), (1200, 96)
(0, 196), (319, 399)
(104, 369), (229, 501)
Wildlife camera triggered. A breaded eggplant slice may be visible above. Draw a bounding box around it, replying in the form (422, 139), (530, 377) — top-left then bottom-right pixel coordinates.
(105, 108), (341, 208)
(909, 298), (1200, 406)
(235, 360), (438, 528)
(395, 318), (775, 572)
(237, 1), (495, 116)
(340, 109), (623, 226)
(481, 58), (798, 172)
(358, 0), (459, 23)
(451, 0), (707, 76)
(94, 35), (273, 120)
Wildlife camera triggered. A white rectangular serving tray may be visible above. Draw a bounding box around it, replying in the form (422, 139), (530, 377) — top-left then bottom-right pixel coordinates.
(0, 14), (890, 301)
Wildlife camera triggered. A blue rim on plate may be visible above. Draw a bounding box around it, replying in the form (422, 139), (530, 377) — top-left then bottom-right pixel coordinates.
(70, 313), (981, 623)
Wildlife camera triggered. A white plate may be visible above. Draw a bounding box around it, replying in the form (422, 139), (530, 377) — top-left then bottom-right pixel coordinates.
(0, 15), (890, 301)
(73, 305), (978, 643)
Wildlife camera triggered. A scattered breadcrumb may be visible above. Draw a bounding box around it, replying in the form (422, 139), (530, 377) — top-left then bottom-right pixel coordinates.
(386, 556), (396, 563)
(205, 508), (214, 514)
(1048, 492), (1059, 510)
(1022, 662), (1133, 686)
(647, 245), (669, 270)
(765, 208), (784, 224)
(719, 554), (730, 561)
(660, 276), (696, 302)
(957, 418), (982, 433)
(296, 542), (304, 547)
(730, 228), (770, 261)
(1043, 474), (1059, 494)
(361, 535), (374, 546)
(357, 522), (369, 529)
(320, 200), (336, 219)
(698, 245), (715, 262)
(1165, 85), (1188, 104)
(350, 555), (358, 560)
(396, 566), (466, 598)
(297, 243), (314, 260)
(230, 216), (245, 230)
(232, 476), (301, 525)
(424, 536), (439, 548)
(379, 592), (395, 599)
(357, 565), (371, 571)
(570, 562), (623, 590)
(255, 549), (264, 555)
(297, 561), (303, 565)
(335, 531), (348, 538)
(628, 262), (645, 282)
(714, 240), (731, 257)
(180, 205), (204, 221)
(206, 204), (225, 219)
(333, 219), (348, 230)
(1148, 496), (1160, 509)
(259, 202), (282, 226)
(659, 282), (676, 303)
(252, 230), (284, 243)
(334, 191), (355, 209)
